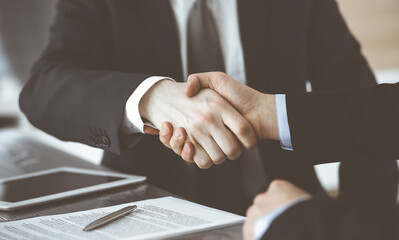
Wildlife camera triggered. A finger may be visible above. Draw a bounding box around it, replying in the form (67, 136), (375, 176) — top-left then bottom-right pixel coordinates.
(192, 142), (213, 169)
(196, 134), (227, 166)
(221, 106), (258, 151)
(187, 123), (226, 166)
(144, 125), (160, 135)
(210, 126), (242, 160)
(170, 127), (187, 155)
(181, 142), (195, 163)
(159, 122), (173, 148)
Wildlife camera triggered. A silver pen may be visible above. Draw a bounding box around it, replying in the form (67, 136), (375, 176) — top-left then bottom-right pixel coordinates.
(83, 205), (137, 231)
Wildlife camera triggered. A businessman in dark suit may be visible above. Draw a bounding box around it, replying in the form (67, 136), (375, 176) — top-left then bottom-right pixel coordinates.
(19, 0), (388, 216)
(160, 73), (398, 239)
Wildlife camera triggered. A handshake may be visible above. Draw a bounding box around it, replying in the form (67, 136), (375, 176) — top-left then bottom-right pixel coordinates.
(140, 72), (280, 169)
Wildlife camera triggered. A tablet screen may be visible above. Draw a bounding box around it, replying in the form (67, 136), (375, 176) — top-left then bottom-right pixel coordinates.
(0, 172), (124, 202)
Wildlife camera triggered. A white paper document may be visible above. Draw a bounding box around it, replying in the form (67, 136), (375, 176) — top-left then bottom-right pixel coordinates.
(0, 197), (245, 240)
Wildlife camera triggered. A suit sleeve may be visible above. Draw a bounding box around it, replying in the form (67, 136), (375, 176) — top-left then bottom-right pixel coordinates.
(262, 198), (397, 240)
(286, 83), (399, 164)
(262, 153), (398, 240)
(306, 0), (376, 90)
(19, 0), (149, 155)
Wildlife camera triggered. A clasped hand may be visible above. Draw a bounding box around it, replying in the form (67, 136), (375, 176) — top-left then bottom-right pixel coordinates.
(139, 78), (258, 169)
(142, 72), (279, 168)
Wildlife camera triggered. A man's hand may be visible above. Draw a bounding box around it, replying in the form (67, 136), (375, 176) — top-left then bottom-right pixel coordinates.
(158, 72), (279, 160)
(139, 80), (257, 169)
(243, 180), (311, 240)
(186, 72), (279, 140)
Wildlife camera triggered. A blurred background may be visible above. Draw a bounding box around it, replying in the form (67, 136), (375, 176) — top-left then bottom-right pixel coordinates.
(0, 0), (398, 193)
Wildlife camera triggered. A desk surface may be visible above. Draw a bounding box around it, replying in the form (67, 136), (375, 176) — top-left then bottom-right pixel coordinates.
(0, 129), (243, 239)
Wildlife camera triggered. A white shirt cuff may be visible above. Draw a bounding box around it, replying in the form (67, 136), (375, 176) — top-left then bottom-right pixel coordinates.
(253, 195), (311, 240)
(124, 76), (174, 134)
(275, 94), (293, 151)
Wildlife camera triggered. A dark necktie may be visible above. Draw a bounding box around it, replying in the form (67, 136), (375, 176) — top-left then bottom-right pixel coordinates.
(186, 1), (267, 213)
(187, 0), (225, 74)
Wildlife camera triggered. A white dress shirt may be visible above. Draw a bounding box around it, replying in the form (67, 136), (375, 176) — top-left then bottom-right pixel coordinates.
(125, 0), (247, 135)
(123, 0), (296, 238)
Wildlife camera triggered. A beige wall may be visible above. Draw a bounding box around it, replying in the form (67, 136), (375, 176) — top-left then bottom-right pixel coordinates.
(336, 0), (399, 70)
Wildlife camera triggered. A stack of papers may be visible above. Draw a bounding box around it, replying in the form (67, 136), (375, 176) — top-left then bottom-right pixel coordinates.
(0, 197), (245, 240)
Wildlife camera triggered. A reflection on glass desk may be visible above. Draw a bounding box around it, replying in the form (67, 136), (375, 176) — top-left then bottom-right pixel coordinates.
(0, 129), (243, 239)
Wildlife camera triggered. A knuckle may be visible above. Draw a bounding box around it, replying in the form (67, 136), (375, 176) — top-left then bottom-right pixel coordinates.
(226, 145), (242, 160)
(196, 114), (219, 129)
(212, 101), (227, 111)
(246, 205), (254, 217)
(182, 155), (193, 163)
(196, 158), (212, 169)
(209, 72), (218, 78)
(198, 162), (211, 169)
(187, 74), (195, 80)
(187, 121), (202, 133)
(247, 139), (257, 151)
(187, 73), (199, 84)
(253, 193), (265, 204)
(269, 179), (285, 189)
(200, 113), (215, 124)
(213, 72), (226, 88)
(236, 121), (252, 137)
(174, 127), (185, 137)
(212, 155), (226, 165)
(159, 135), (170, 148)
(161, 124), (172, 135)
(159, 133), (166, 143)
(171, 136), (184, 148)
(181, 148), (194, 162)
(170, 139), (183, 151)
(214, 71), (225, 79)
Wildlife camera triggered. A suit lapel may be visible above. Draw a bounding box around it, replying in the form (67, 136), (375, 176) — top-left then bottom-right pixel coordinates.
(140, 0), (184, 82)
(237, 0), (272, 93)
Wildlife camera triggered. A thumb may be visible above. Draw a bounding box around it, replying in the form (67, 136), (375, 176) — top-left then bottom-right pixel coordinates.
(185, 72), (217, 97)
(185, 72), (243, 109)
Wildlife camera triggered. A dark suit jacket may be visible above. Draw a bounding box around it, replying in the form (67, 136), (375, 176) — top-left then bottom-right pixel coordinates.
(263, 83), (399, 239)
(287, 83), (399, 163)
(20, 0), (395, 216)
(264, 198), (398, 240)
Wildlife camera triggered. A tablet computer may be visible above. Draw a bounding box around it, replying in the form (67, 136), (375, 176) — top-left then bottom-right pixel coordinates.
(0, 167), (146, 211)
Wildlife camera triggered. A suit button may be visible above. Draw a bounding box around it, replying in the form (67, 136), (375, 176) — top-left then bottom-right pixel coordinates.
(90, 135), (110, 148)
(99, 136), (110, 148)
